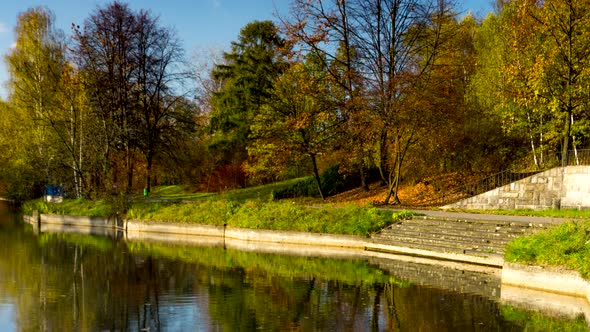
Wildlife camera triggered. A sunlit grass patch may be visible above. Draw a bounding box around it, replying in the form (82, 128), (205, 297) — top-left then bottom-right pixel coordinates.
(23, 198), (111, 217)
(505, 220), (590, 279)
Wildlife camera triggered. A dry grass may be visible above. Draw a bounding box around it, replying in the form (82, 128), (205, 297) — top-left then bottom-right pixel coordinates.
(324, 172), (487, 209)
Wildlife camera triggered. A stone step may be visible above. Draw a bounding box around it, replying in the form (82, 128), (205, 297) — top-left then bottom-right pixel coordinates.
(369, 237), (506, 259)
(371, 233), (506, 254)
(378, 228), (512, 246)
(386, 223), (524, 241)
(412, 215), (549, 228)
(405, 216), (546, 231)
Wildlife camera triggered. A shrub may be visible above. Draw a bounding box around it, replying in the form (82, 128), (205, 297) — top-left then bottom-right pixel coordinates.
(273, 164), (357, 199)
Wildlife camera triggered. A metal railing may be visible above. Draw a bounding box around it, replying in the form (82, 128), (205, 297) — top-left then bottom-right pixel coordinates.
(437, 149), (590, 206)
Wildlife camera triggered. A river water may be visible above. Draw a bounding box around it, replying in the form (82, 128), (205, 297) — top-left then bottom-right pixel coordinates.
(0, 202), (586, 331)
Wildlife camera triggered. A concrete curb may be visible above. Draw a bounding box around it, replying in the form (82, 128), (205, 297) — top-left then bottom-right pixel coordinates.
(501, 262), (590, 326)
(502, 262), (590, 301)
(366, 242), (503, 267)
(126, 219), (225, 237)
(40, 213), (122, 229)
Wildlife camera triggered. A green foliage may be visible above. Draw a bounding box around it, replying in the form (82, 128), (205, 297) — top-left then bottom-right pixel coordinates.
(209, 20), (287, 167)
(273, 176), (319, 199)
(501, 305), (588, 331)
(273, 165), (353, 199)
(505, 221), (590, 279)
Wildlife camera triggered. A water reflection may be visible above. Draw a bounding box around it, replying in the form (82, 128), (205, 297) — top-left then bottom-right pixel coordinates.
(0, 203), (587, 331)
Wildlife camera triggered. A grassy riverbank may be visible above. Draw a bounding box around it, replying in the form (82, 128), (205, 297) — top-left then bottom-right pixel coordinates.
(22, 182), (590, 278)
(22, 182), (413, 237)
(505, 220), (590, 279)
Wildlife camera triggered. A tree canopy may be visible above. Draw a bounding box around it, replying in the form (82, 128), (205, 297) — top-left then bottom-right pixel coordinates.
(2, 0), (590, 203)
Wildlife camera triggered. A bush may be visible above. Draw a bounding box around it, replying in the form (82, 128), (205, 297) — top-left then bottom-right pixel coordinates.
(274, 164), (357, 199)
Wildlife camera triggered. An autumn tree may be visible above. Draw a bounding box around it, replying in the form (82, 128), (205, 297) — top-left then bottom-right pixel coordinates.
(132, 9), (194, 193)
(4, 7), (91, 198)
(248, 55), (340, 199)
(472, 0), (590, 168)
(287, 0), (453, 204)
(74, 1), (138, 192)
(5, 7), (65, 182)
(74, 1), (194, 193)
(527, 0), (590, 166)
(284, 0), (372, 190)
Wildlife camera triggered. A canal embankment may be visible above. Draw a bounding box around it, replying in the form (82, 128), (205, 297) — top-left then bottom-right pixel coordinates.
(22, 209), (590, 325)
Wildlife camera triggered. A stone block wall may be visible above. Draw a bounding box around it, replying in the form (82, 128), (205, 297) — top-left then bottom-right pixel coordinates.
(561, 166), (590, 209)
(444, 166), (590, 210)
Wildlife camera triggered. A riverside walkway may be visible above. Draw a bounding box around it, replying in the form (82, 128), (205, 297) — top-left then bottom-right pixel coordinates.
(369, 209), (566, 264)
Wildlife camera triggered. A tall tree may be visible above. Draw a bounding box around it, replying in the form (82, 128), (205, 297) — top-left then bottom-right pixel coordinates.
(74, 1), (138, 192)
(285, 0), (371, 190)
(5, 7), (66, 187)
(74, 1), (194, 193)
(287, 0), (452, 204)
(248, 55), (340, 199)
(528, 0), (590, 166)
(132, 9), (193, 193)
(209, 20), (287, 180)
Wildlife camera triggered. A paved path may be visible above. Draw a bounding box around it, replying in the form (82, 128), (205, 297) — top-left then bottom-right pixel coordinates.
(409, 209), (568, 225)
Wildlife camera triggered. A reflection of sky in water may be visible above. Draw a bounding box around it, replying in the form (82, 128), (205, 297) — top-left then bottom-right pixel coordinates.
(0, 303), (15, 332)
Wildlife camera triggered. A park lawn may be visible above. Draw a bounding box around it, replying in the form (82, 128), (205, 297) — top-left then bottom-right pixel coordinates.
(23, 181), (414, 237)
(505, 220), (590, 279)
(127, 200), (414, 237)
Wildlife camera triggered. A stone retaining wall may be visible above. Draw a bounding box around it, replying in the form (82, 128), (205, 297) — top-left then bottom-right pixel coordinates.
(444, 166), (590, 210)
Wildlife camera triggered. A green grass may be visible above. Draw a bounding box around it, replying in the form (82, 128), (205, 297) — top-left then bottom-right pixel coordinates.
(147, 179), (302, 202)
(147, 185), (213, 201)
(22, 198), (112, 217)
(505, 220), (590, 279)
(128, 200), (413, 237)
(501, 305), (588, 331)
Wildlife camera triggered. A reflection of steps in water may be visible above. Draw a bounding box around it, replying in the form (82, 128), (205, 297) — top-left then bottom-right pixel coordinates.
(371, 216), (544, 259)
(369, 255), (501, 300)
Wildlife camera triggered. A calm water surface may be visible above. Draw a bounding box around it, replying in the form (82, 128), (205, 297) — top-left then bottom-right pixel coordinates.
(0, 202), (586, 331)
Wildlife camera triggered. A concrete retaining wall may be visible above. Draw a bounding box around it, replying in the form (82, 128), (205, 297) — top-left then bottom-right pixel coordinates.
(501, 262), (590, 325)
(444, 166), (590, 210)
(41, 213), (122, 229)
(125, 219), (367, 250)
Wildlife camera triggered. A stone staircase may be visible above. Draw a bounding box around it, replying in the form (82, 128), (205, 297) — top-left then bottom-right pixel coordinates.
(370, 215), (546, 260)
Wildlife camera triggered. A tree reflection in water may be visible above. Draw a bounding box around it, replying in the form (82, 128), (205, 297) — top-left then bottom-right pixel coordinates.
(0, 206), (586, 331)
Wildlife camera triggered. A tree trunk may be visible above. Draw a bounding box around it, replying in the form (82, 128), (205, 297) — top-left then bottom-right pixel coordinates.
(126, 145), (133, 193)
(145, 149), (153, 194)
(360, 163), (369, 192)
(562, 109), (572, 167)
(310, 153), (325, 200)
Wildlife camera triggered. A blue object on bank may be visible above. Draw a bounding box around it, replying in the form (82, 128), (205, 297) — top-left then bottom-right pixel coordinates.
(44, 185), (64, 197)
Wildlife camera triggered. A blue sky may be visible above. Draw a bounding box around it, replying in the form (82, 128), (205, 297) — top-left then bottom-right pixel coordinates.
(0, 0), (493, 99)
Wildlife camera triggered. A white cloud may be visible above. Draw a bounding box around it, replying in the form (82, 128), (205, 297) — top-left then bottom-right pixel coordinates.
(10, 42), (17, 49)
(212, 0), (221, 9)
(0, 23), (7, 34)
